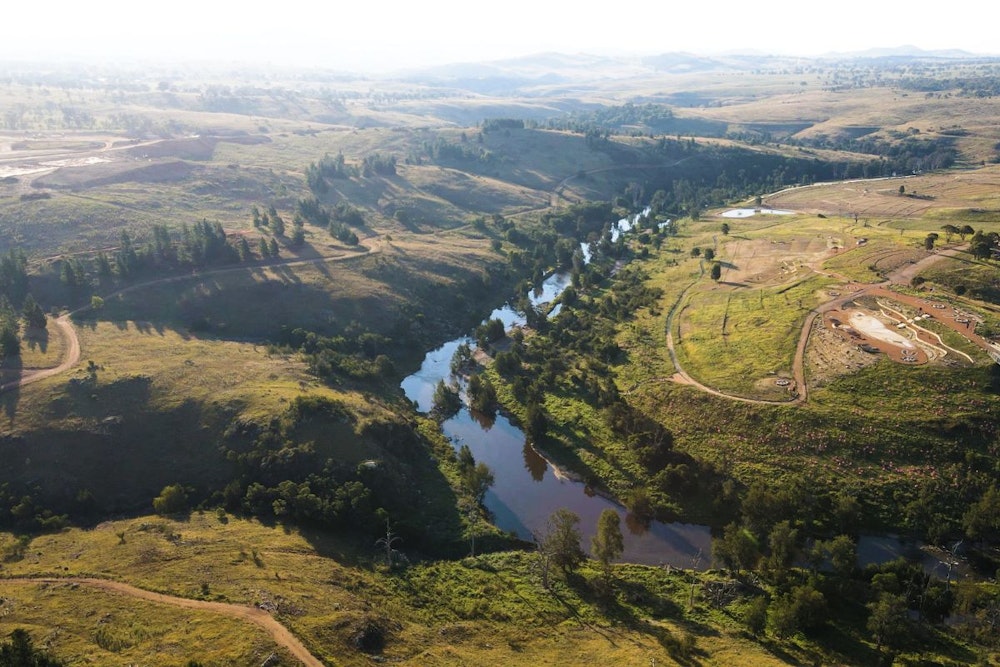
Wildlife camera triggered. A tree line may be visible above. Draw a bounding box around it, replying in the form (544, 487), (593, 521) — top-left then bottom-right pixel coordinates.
(0, 249), (45, 360)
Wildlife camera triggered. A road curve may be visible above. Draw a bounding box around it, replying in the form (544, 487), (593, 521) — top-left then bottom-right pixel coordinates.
(0, 242), (378, 395)
(0, 576), (325, 666)
(0, 315), (82, 393)
(663, 243), (968, 406)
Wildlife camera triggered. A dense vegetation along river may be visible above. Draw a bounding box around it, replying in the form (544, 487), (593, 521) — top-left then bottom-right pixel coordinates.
(401, 209), (952, 574)
(401, 210), (714, 567)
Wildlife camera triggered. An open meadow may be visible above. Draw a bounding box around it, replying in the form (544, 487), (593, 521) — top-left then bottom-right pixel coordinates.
(2, 54), (1000, 665)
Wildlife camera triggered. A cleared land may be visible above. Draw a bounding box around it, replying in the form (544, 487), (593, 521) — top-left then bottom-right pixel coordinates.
(662, 170), (1000, 404)
(2, 56), (1000, 666)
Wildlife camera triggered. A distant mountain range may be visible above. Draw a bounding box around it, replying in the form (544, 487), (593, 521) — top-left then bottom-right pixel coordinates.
(821, 45), (985, 59)
(393, 46), (995, 88)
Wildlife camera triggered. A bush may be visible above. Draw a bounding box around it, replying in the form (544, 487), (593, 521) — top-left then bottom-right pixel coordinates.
(152, 484), (189, 515)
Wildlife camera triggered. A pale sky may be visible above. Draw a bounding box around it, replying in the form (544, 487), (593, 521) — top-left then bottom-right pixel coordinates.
(3, 0), (997, 71)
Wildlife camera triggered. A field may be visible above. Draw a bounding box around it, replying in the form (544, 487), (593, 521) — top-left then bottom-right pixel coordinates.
(0, 513), (982, 667)
(2, 54), (1000, 665)
(660, 169), (1000, 403)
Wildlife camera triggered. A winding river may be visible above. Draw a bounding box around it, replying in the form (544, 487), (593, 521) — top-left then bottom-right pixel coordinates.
(402, 210), (713, 567)
(401, 208), (956, 574)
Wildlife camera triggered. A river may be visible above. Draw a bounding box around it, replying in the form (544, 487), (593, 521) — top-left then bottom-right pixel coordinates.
(402, 209), (713, 567)
(400, 208), (955, 574)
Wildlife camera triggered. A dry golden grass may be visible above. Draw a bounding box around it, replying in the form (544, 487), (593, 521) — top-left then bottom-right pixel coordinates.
(0, 514), (796, 667)
(767, 165), (1000, 227)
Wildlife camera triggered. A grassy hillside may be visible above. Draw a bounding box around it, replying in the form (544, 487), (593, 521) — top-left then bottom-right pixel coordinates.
(2, 513), (991, 666)
(3, 56), (1000, 666)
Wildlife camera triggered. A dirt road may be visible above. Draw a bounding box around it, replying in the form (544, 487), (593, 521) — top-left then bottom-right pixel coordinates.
(0, 242), (378, 395)
(0, 315), (81, 393)
(1, 576), (326, 666)
(664, 242), (971, 405)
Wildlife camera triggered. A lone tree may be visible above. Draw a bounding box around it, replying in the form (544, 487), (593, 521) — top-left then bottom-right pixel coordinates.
(712, 522), (759, 574)
(710, 262), (722, 281)
(375, 518), (405, 568)
(431, 380), (461, 418)
(867, 593), (910, 654)
(591, 509), (624, 583)
(456, 445), (495, 505)
(540, 508), (585, 575)
(721, 222), (730, 235)
(21, 294), (46, 330)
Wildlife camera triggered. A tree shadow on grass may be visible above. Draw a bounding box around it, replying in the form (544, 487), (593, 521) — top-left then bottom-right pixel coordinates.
(23, 326), (48, 354)
(559, 570), (714, 664)
(0, 353), (22, 426)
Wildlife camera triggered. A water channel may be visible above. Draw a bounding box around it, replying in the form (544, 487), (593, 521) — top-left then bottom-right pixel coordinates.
(400, 208), (955, 574)
(401, 209), (714, 567)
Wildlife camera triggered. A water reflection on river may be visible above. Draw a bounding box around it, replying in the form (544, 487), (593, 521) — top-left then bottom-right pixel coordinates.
(402, 209), (713, 566)
(400, 209), (944, 573)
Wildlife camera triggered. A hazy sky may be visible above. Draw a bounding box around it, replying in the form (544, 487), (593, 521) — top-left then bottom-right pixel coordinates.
(4, 0), (996, 71)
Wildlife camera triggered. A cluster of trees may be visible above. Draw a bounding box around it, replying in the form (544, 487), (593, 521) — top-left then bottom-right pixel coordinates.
(0, 249), (44, 359)
(361, 153), (397, 177)
(0, 483), (69, 532)
(968, 229), (1000, 260)
(205, 395), (466, 553)
(480, 118), (524, 132)
(306, 152), (352, 193)
(532, 506), (623, 591)
(251, 204), (286, 237)
(275, 325), (395, 383)
(787, 133), (958, 178)
(418, 137), (496, 166)
(296, 197), (362, 245)
(936, 222), (1000, 259)
(58, 223), (281, 296)
(899, 75), (1000, 98)
(542, 102), (677, 135)
(0, 629), (65, 666)
(705, 477), (982, 656)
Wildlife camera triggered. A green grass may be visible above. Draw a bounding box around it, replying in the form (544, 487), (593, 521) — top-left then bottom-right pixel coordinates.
(822, 238), (927, 282)
(674, 275), (831, 398)
(9, 318), (65, 370)
(3, 513), (983, 667)
(0, 319), (390, 520)
(0, 579), (295, 666)
(918, 253), (1000, 306)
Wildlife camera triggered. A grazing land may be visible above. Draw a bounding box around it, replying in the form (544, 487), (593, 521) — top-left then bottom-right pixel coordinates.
(1, 52), (1000, 665)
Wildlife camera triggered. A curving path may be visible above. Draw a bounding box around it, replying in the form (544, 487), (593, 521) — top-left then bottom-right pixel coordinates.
(662, 242), (972, 405)
(1, 576), (325, 666)
(0, 242), (379, 395)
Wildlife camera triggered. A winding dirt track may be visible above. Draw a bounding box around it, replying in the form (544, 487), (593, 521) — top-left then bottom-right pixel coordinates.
(0, 243), (378, 395)
(662, 243), (970, 405)
(1, 577), (325, 666)
(0, 316), (81, 394)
